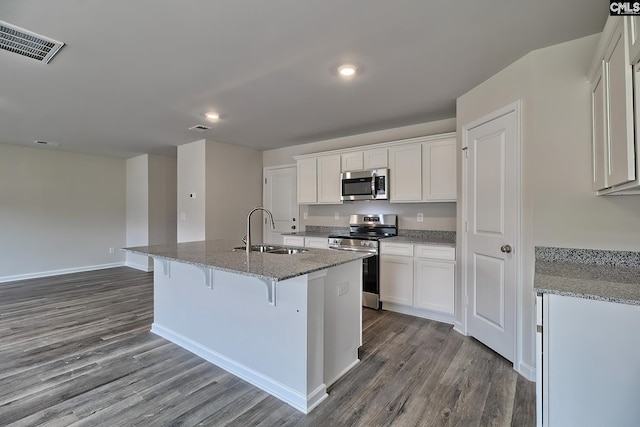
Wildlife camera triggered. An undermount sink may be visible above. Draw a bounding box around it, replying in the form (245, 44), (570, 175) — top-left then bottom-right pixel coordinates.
(266, 248), (308, 255)
(233, 245), (308, 255)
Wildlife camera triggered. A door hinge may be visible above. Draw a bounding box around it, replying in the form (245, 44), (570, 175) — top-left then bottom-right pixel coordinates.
(264, 178), (267, 184)
(462, 146), (469, 158)
(464, 221), (468, 232)
(464, 294), (469, 306)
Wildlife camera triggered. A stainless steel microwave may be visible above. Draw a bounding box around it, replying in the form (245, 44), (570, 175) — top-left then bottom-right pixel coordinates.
(340, 168), (388, 201)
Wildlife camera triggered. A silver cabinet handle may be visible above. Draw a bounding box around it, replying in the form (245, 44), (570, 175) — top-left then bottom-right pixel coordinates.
(371, 173), (377, 199)
(500, 244), (512, 253)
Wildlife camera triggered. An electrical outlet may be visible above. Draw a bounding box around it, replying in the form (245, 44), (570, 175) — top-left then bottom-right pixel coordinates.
(303, 211), (308, 220)
(338, 282), (348, 296)
(417, 213), (424, 222)
(109, 247), (115, 254)
(334, 212), (340, 220)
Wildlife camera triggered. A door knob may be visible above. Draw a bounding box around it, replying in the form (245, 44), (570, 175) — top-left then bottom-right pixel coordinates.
(291, 225), (296, 230)
(500, 244), (512, 254)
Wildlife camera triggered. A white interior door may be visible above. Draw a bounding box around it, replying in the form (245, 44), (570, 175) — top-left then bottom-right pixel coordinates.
(464, 109), (518, 363)
(263, 166), (298, 244)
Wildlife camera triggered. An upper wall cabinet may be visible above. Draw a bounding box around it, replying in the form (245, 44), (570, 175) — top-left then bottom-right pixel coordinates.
(317, 154), (342, 204)
(294, 132), (457, 204)
(628, 16), (640, 64)
(389, 143), (423, 202)
(590, 17), (640, 195)
(363, 147), (388, 169)
(341, 152), (364, 172)
(423, 138), (457, 201)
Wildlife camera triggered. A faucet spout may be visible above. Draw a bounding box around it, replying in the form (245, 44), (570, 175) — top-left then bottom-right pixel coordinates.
(246, 207), (275, 255)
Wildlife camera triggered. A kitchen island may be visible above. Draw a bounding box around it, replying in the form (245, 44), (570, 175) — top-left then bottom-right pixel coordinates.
(123, 240), (370, 414)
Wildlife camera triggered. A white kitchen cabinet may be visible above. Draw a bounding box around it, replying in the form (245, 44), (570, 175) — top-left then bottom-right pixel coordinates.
(317, 154), (342, 204)
(422, 138), (457, 201)
(591, 63), (608, 191)
(304, 237), (329, 249)
(539, 294), (640, 426)
(380, 254), (414, 306)
(590, 17), (639, 194)
(389, 143), (422, 202)
(282, 235), (305, 246)
(341, 152), (364, 172)
(363, 147), (388, 169)
(414, 259), (454, 314)
(296, 158), (317, 204)
(380, 242), (455, 322)
(628, 16), (640, 64)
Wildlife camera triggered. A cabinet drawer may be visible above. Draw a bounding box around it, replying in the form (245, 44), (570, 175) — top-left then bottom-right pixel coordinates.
(282, 236), (305, 246)
(415, 245), (455, 261)
(380, 243), (414, 257)
(304, 237), (329, 249)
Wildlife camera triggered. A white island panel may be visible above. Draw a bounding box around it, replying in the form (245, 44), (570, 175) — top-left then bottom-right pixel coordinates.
(150, 257), (361, 414)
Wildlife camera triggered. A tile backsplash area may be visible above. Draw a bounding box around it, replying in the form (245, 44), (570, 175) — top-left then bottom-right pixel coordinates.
(301, 201), (456, 231)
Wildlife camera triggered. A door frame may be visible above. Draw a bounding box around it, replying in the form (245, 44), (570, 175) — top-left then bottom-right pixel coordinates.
(263, 164), (299, 243)
(460, 100), (527, 377)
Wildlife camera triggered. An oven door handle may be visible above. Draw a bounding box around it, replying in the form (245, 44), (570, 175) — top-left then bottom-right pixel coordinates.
(329, 246), (377, 254)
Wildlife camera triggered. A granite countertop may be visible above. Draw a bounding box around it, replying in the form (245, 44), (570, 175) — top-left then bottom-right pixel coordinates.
(123, 240), (371, 282)
(533, 247), (640, 306)
(385, 230), (456, 247)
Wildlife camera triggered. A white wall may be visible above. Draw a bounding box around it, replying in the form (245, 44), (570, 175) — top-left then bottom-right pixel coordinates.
(263, 119), (457, 231)
(177, 139), (262, 244)
(206, 140), (263, 242)
(126, 154), (177, 270)
(0, 144), (126, 281)
(456, 33), (640, 376)
(177, 140), (206, 243)
(126, 155), (150, 269)
(148, 154), (177, 246)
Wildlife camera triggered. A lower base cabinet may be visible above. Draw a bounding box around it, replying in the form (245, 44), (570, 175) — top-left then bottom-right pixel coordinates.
(538, 294), (640, 426)
(380, 242), (455, 323)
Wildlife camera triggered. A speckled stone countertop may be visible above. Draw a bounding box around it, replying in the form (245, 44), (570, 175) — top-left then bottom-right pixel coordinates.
(385, 230), (456, 246)
(534, 247), (640, 306)
(124, 240), (371, 282)
(280, 226), (348, 238)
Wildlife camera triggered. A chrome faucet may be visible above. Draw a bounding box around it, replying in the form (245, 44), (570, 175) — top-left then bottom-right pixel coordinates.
(245, 207), (275, 255)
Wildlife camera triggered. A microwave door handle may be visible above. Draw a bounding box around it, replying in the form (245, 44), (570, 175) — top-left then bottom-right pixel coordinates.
(371, 173), (377, 199)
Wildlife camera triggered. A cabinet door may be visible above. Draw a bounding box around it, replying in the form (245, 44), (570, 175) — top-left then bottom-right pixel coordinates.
(592, 63), (608, 191)
(296, 158), (317, 204)
(604, 19), (636, 188)
(341, 152), (364, 172)
(628, 16), (640, 65)
(389, 143), (422, 202)
(422, 138), (457, 201)
(363, 147), (388, 169)
(317, 155), (342, 204)
(414, 260), (454, 314)
(304, 237), (328, 249)
(380, 255), (414, 306)
(282, 235), (305, 246)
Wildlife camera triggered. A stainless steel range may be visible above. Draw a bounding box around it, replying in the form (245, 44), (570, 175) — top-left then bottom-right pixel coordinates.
(328, 214), (397, 309)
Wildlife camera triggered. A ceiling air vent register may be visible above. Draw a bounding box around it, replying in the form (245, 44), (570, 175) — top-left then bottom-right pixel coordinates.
(0, 20), (64, 63)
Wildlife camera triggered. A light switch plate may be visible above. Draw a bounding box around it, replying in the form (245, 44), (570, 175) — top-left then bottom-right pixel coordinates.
(334, 212), (340, 220)
(303, 212), (308, 220)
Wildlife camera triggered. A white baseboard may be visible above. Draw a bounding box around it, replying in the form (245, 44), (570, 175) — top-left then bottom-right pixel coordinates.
(0, 262), (126, 283)
(151, 323), (326, 414)
(125, 261), (154, 272)
(382, 302), (455, 325)
(518, 360), (536, 382)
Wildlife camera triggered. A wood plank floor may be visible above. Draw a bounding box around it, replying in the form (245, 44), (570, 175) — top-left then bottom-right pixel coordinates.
(0, 267), (535, 426)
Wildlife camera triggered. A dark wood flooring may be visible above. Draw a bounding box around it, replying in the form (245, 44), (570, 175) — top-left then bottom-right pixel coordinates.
(0, 267), (535, 426)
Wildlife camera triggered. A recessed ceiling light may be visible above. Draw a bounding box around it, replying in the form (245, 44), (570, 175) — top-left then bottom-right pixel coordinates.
(205, 111), (220, 121)
(337, 64), (358, 78)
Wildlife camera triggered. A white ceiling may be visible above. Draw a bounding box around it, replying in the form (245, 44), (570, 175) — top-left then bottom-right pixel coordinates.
(0, 1), (606, 158)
